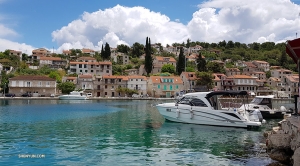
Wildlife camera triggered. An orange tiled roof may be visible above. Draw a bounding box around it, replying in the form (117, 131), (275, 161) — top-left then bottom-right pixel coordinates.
(10, 75), (55, 81)
(77, 56), (96, 60)
(9, 50), (22, 53)
(227, 75), (255, 79)
(82, 48), (95, 53)
(155, 56), (176, 62)
(254, 60), (268, 64)
(150, 76), (183, 84)
(70, 61), (112, 65)
(65, 77), (77, 80)
(181, 72), (197, 80)
(78, 74), (93, 78)
(39, 56), (62, 61)
(244, 62), (257, 68)
(127, 75), (147, 80)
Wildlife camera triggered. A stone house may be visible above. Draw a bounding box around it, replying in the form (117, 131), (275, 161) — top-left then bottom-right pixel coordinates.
(225, 68), (240, 77)
(77, 74), (94, 94)
(69, 56), (112, 76)
(39, 56), (67, 69)
(32, 48), (51, 60)
(82, 48), (95, 56)
(271, 69), (293, 79)
(8, 50), (22, 61)
(127, 75), (147, 96)
(8, 75), (56, 97)
(282, 74), (299, 98)
(180, 72), (197, 92)
(147, 76), (183, 98)
(213, 73), (226, 91)
(222, 75), (258, 92)
(152, 56), (176, 74)
(101, 75), (128, 97)
(253, 60), (270, 71)
(111, 52), (130, 65)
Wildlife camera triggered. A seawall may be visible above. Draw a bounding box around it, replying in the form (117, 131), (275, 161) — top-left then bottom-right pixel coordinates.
(265, 116), (300, 165)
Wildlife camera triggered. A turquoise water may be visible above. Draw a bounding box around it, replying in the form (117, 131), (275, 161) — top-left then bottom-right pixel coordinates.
(0, 99), (276, 165)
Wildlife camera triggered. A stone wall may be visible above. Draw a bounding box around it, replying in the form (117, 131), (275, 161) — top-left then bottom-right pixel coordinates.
(265, 116), (300, 165)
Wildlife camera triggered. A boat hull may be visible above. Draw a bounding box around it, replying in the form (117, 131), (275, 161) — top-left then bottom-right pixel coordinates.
(156, 103), (261, 128)
(58, 95), (87, 100)
(260, 111), (285, 119)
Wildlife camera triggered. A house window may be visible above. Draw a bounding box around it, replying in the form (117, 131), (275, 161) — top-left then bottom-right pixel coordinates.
(106, 70), (109, 73)
(39, 81), (42, 87)
(105, 85), (107, 89)
(98, 79), (100, 82)
(157, 85), (160, 89)
(176, 85), (178, 89)
(79, 64), (82, 68)
(26, 82), (31, 87)
(119, 79), (121, 82)
(85, 70), (87, 73)
(164, 85), (167, 90)
(91, 70), (93, 73)
(84, 64), (87, 68)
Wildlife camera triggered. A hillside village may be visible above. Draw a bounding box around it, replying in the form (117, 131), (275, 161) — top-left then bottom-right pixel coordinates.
(1, 40), (299, 98)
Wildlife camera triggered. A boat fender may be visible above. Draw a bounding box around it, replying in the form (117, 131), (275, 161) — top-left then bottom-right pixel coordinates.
(190, 109), (193, 119)
(176, 109), (180, 118)
(255, 109), (263, 122)
(280, 106), (287, 112)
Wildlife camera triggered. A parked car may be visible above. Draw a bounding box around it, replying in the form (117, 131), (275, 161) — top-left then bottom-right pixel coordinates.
(5, 93), (15, 97)
(21, 93), (31, 97)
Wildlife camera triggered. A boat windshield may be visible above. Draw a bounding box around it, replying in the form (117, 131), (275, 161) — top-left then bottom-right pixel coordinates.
(177, 96), (208, 107)
(250, 97), (271, 105)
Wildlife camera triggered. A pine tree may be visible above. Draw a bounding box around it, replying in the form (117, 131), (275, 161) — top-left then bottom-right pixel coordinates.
(176, 47), (185, 75)
(280, 50), (287, 68)
(197, 53), (207, 72)
(144, 37), (153, 75)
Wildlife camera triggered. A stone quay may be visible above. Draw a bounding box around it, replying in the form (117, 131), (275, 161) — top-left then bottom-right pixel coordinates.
(265, 115), (300, 165)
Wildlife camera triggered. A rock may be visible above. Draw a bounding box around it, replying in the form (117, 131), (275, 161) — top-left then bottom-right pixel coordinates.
(292, 147), (300, 166)
(268, 133), (291, 149)
(269, 149), (292, 164)
(267, 162), (288, 166)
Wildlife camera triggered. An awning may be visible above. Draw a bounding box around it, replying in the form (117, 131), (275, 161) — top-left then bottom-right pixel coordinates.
(286, 38), (300, 64)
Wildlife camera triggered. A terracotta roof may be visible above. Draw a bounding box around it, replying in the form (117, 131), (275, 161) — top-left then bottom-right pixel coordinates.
(225, 68), (240, 72)
(102, 75), (128, 81)
(32, 48), (50, 53)
(39, 56), (62, 61)
(82, 48), (95, 53)
(181, 72), (197, 80)
(150, 76), (183, 84)
(9, 50), (22, 53)
(269, 77), (281, 82)
(227, 75), (255, 79)
(9, 75), (55, 81)
(213, 73), (226, 81)
(244, 62), (257, 68)
(78, 74), (93, 78)
(63, 50), (71, 53)
(127, 75), (147, 80)
(253, 60), (268, 64)
(65, 77), (77, 80)
(285, 75), (299, 82)
(70, 61), (112, 65)
(155, 56), (176, 62)
(77, 56), (96, 60)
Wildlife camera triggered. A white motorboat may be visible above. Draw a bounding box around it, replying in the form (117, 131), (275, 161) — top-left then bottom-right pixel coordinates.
(240, 95), (292, 119)
(58, 91), (88, 100)
(156, 91), (264, 128)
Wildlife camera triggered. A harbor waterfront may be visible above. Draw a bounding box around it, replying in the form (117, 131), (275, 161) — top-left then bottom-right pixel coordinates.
(0, 99), (281, 165)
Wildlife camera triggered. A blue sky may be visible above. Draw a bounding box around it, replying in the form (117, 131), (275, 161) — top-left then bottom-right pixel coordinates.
(0, 0), (300, 54)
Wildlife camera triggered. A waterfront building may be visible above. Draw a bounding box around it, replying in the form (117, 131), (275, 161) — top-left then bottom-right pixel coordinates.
(147, 76), (183, 98)
(271, 68), (293, 78)
(253, 60), (270, 71)
(221, 75), (258, 92)
(180, 72), (197, 92)
(127, 75), (147, 96)
(8, 75), (56, 97)
(101, 75), (128, 97)
(77, 74), (94, 94)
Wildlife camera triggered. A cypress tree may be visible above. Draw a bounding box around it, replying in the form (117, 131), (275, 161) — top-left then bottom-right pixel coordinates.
(104, 42), (111, 60)
(144, 37), (153, 75)
(197, 53), (207, 72)
(101, 45), (104, 59)
(177, 47), (185, 75)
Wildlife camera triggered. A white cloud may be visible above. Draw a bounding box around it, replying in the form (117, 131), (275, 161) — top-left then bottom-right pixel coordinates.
(0, 38), (35, 54)
(52, 4), (190, 51)
(192, 0), (300, 43)
(0, 24), (17, 37)
(1, 1), (300, 53)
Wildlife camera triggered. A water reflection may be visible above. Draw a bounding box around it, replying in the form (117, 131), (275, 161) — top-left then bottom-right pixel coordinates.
(0, 99), (274, 165)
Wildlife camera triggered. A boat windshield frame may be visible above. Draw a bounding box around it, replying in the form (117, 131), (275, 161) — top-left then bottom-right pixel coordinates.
(177, 96), (208, 107)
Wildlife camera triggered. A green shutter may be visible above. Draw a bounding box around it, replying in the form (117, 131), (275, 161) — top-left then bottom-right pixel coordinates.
(164, 85), (167, 90)
(158, 85), (160, 89)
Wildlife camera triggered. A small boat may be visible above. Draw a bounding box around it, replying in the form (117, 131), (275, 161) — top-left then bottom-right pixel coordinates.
(58, 91), (88, 100)
(156, 91), (264, 128)
(240, 95), (291, 119)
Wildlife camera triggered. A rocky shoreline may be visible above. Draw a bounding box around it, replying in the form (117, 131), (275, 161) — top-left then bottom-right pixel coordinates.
(265, 115), (300, 165)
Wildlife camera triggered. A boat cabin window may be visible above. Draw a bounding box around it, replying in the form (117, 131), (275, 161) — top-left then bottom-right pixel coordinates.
(250, 98), (271, 105)
(177, 96), (208, 107)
